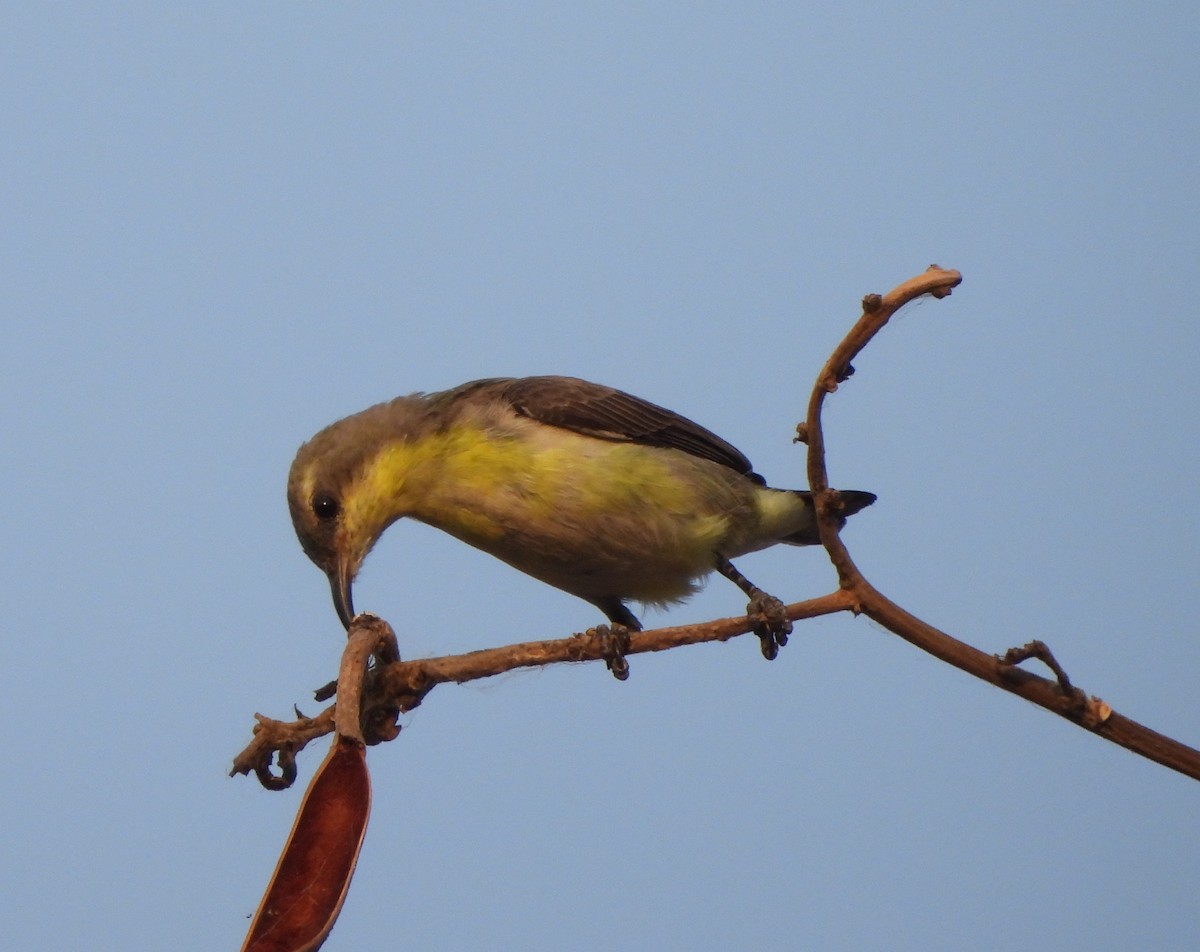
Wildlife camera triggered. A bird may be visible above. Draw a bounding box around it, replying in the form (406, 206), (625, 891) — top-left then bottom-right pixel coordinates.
(287, 375), (875, 662)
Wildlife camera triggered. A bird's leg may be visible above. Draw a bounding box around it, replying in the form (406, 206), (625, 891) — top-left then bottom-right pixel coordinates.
(714, 555), (792, 660)
(588, 597), (642, 681)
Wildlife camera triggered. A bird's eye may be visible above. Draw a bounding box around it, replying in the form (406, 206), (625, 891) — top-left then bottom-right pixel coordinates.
(312, 491), (341, 521)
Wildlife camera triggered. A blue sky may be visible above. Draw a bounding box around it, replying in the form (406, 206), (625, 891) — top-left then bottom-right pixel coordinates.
(3, 5), (1198, 950)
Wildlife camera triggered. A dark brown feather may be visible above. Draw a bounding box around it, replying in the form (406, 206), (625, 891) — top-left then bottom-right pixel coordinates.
(460, 376), (765, 483)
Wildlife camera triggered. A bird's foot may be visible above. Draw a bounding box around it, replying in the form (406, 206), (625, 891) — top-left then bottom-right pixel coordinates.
(747, 590), (792, 661)
(588, 624), (632, 681)
(713, 555), (791, 660)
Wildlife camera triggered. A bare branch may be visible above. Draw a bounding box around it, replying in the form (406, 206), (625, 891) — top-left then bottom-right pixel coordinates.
(802, 264), (1200, 781)
(233, 264), (1200, 787)
(232, 591), (856, 785)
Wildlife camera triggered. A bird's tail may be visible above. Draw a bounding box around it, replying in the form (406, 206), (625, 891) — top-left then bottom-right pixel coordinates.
(781, 489), (877, 545)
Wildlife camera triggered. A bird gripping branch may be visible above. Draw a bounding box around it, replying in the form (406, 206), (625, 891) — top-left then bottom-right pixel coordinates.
(287, 376), (874, 660)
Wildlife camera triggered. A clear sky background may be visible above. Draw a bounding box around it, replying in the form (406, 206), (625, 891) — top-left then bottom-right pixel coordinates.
(3, 5), (1198, 950)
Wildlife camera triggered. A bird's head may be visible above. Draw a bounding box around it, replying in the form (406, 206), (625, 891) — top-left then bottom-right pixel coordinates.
(287, 399), (427, 628)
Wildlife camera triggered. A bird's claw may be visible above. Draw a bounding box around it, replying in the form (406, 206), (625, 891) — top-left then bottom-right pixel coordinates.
(747, 591), (791, 661)
(589, 624), (632, 681)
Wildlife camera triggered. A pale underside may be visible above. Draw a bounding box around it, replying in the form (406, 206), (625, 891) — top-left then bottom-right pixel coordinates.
(387, 416), (812, 607)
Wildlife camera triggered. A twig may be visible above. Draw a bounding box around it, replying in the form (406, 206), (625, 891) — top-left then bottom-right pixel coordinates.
(234, 264), (1200, 787)
(802, 265), (1200, 781)
(232, 591), (856, 786)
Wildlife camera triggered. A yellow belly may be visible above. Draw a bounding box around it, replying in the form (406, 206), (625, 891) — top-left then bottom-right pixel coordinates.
(397, 426), (757, 604)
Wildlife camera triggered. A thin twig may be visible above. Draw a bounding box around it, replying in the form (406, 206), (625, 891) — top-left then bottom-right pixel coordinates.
(802, 265), (1200, 781)
(232, 591), (856, 786)
(234, 264), (1200, 787)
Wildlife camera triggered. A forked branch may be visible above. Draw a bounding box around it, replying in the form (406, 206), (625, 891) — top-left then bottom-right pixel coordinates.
(233, 265), (1200, 787)
(802, 265), (1200, 781)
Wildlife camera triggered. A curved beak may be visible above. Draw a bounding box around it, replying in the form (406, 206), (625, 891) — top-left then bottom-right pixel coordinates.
(327, 558), (355, 629)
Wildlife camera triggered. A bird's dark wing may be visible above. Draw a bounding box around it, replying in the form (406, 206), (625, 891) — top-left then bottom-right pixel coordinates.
(484, 375), (764, 482)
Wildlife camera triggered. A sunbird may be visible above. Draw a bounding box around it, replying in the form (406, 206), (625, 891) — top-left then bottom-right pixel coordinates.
(287, 376), (874, 657)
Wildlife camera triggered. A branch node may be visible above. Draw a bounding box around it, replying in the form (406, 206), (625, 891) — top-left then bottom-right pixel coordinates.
(822, 488), (847, 514)
(835, 586), (863, 615)
(862, 293), (883, 312)
(363, 702), (403, 745)
(998, 640), (1078, 697)
(998, 638), (1075, 691)
(1081, 696), (1114, 729)
(793, 422), (809, 445)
